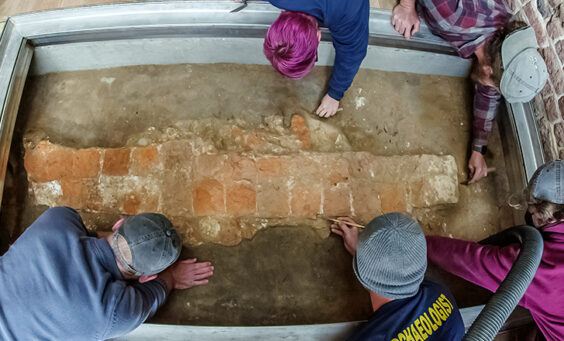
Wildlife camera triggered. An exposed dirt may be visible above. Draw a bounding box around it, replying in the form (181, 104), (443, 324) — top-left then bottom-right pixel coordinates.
(1, 63), (515, 325)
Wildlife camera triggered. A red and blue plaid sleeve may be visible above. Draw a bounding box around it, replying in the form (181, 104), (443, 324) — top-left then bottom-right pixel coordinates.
(472, 84), (502, 146)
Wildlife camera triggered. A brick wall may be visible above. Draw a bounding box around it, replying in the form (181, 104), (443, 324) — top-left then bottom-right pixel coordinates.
(23, 115), (460, 246)
(507, 0), (564, 159)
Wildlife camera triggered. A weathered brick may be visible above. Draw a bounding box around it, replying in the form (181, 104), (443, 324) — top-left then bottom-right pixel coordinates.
(159, 140), (192, 170)
(228, 155), (257, 182)
(323, 183), (352, 217)
(160, 171), (193, 217)
(378, 183), (408, 213)
(231, 126), (243, 139)
(226, 182), (256, 215)
(123, 192), (159, 215)
(25, 139), (461, 247)
(556, 40), (564, 63)
(195, 154), (230, 180)
(257, 181), (290, 217)
(542, 47), (564, 94)
(59, 178), (101, 210)
(538, 120), (558, 159)
(291, 115), (311, 149)
(351, 181), (382, 223)
(291, 182), (322, 218)
(288, 154), (323, 179)
(555, 121), (564, 147)
(544, 92), (561, 122)
(102, 148), (130, 176)
(536, 0), (554, 19)
(191, 216), (242, 246)
(70, 148), (101, 179)
(193, 179), (225, 216)
(322, 157), (350, 186)
(257, 157), (289, 178)
(244, 133), (265, 149)
(24, 141), (73, 182)
(523, 2), (548, 47)
(130, 146), (159, 176)
(546, 7), (563, 39)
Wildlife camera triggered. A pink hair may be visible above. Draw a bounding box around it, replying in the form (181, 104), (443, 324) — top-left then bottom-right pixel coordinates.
(264, 11), (319, 79)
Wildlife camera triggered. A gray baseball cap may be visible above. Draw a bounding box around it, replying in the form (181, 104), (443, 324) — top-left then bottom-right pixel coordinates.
(112, 213), (182, 276)
(500, 26), (548, 103)
(353, 213), (427, 299)
(527, 160), (564, 204)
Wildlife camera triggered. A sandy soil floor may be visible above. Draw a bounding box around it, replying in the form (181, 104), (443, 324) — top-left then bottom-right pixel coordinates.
(0, 63), (518, 325)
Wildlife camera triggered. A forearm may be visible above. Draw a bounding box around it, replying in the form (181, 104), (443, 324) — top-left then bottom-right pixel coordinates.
(157, 270), (174, 296)
(427, 236), (520, 293)
(472, 85), (501, 146)
(398, 0), (416, 8)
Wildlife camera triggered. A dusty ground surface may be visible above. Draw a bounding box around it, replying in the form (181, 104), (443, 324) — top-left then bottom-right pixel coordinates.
(1, 63), (516, 325)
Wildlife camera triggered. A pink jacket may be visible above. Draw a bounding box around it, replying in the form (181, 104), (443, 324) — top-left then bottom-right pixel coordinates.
(427, 222), (564, 341)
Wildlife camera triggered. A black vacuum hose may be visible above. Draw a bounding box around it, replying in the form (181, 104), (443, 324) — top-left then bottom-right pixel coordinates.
(462, 225), (543, 341)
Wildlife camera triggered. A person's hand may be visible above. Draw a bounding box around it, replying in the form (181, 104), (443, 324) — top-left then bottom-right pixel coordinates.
(330, 217), (359, 256)
(468, 151), (488, 184)
(316, 94), (340, 118)
(391, 3), (420, 40)
(159, 258), (214, 290)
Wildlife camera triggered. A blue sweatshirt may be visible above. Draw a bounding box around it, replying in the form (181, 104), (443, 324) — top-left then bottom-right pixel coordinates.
(0, 207), (167, 340)
(268, 0), (369, 101)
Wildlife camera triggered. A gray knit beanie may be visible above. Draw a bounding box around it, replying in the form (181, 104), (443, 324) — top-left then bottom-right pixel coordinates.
(353, 212), (427, 299)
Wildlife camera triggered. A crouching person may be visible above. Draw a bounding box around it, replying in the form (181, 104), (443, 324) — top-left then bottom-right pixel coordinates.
(0, 207), (214, 340)
(331, 213), (464, 340)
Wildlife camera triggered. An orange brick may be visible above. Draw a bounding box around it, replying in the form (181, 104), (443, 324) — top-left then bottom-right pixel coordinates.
(160, 172), (193, 216)
(291, 182), (321, 218)
(378, 183), (407, 213)
(24, 141), (73, 182)
(195, 154), (229, 180)
(257, 157), (288, 178)
(131, 147), (159, 176)
(71, 148), (101, 179)
(159, 140), (193, 170)
(123, 192), (159, 215)
(351, 181), (382, 223)
(244, 133), (265, 149)
(229, 155), (256, 182)
(226, 182), (256, 215)
(257, 181), (290, 217)
(291, 115), (311, 149)
(59, 178), (101, 210)
(231, 126), (243, 139)
(102, 148), (130, 176)
(323, 184), (352, 217)
(193, 179), (225, 215)
(123, 193), (142, 215)
(321, 157), (350, 186)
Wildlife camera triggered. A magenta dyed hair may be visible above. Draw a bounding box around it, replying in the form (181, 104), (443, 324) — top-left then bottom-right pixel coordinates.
(264, 11), (319, 79)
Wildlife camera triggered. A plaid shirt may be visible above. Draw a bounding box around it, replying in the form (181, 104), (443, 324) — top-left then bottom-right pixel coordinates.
(418, 0), (510, 146)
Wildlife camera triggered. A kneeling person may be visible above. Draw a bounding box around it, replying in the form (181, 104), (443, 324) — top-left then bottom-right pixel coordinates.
(332, 214), (464, 340)
(0, 207), (214, 340)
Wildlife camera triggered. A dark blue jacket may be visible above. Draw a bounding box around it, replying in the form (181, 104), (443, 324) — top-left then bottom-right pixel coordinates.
(268, 0), (369, 101)
(348, 280), (465, 341)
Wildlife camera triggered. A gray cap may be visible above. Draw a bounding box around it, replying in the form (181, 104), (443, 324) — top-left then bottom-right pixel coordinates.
(500, 26), (548, 103)
(527, 160), (564, 204)
(353, 213), (427, 299)
(112, 213), (182, 276)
